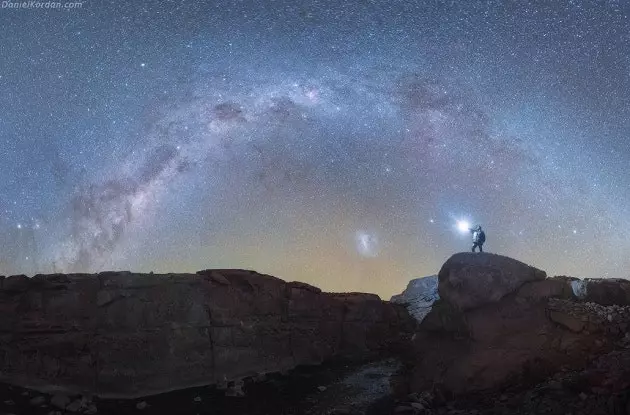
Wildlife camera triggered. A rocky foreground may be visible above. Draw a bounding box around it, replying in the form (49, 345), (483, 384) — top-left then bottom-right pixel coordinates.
(1, 253), (630, 414)
(392, 253), (630, 415)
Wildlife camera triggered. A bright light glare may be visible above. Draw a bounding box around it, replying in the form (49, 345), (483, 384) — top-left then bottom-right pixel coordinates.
(457, 220), (470, 233)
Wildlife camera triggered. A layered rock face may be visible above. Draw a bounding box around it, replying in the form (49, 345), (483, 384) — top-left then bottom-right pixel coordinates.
(401, 253), (630, 397)
(0, 270), (413, 399)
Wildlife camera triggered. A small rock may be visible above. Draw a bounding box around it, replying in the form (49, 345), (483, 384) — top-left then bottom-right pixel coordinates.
(317, 386), (327, 392)
(66, 399), (84, 412)
(136, 401), (148, 410)
(21, 391), (29, 396)
(29, 395), (47, 406)
(222, 378), (244, 394)
(225, 386), (245, 397)
(85, 404), (98, 415)
(407, 392), (421, 402)
(193, 396), (202, 402)
(419, 391), (435, 403)
(579, 392), (588, 400)
(411, 402), (425, 410)
(3, 399), (14, 405)
(51, 393), (70, 409)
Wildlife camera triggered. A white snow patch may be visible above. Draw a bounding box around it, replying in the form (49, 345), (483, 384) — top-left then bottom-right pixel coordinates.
(390, 275), (439, 322)
(571, 279), (588, 299)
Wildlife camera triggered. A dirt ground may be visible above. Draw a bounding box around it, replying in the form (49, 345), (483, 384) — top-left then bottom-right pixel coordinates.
(0, 358), (401, 415)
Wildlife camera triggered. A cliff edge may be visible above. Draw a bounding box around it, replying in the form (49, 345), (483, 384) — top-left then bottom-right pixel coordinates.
(0, 269), (414, 399)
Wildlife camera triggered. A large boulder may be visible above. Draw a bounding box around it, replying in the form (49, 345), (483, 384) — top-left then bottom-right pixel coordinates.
(438, 253), (546, 310)
(402, 254), (630, 397)
(0, 270), (413, 398)
(390, 275), (439, 323)
(583, 278), (630, 306)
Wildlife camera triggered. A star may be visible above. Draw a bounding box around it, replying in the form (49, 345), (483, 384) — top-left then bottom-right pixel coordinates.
(0, 0), (627, 298)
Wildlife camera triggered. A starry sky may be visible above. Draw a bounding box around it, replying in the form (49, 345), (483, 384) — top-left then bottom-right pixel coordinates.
(0, 0), (629, 298)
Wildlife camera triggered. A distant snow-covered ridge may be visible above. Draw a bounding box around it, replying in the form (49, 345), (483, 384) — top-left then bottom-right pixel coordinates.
(390, 275), (439, 322)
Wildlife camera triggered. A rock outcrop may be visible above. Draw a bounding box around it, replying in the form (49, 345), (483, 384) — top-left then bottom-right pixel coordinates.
(0, 269), (414, 399)
(398, 252), (630, 397)
(582, 278), (630, 306)
(438, 253), (546, 311)
(390, 275), (439, 323)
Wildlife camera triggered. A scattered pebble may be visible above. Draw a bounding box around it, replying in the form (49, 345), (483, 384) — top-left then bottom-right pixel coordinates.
(85, 404), (98, 414)
(66, 399), (84, 412)
(225, 386), (245, 397)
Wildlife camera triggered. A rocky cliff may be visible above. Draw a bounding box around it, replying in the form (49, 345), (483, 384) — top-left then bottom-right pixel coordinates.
(0, 269), (414, 399)
(398, 252), (630, 399)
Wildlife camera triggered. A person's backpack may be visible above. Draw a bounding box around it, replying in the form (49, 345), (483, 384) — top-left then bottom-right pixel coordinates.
(478, 230), (486, 244)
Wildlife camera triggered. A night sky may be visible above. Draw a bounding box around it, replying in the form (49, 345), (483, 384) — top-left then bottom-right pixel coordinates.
(1, 0), (629, 298)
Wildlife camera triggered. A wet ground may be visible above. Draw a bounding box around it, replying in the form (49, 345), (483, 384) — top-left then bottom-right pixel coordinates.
(0, 358), (401, 415)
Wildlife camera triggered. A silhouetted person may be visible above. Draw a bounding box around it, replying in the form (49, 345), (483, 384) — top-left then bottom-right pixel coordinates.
(469, 225), (485, 252)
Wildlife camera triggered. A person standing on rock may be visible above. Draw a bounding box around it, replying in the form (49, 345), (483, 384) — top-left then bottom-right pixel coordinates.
(469, 225), (485, 252)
